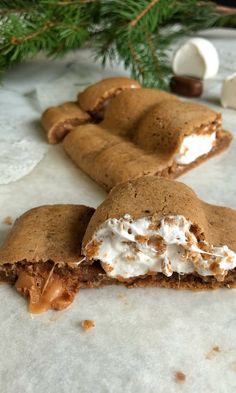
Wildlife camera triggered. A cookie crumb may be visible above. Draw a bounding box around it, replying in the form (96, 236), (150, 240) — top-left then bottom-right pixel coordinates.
(81, 319), (95, 331)
(3, 216), (13, 225)
(174, 371), (186, 383)
(206, 345), (221, 359)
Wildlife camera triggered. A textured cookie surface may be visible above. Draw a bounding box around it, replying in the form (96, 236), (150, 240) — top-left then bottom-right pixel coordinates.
(63, 125), (171, 191)
(0, 204), (94, 265)
(1, 179), (236, 306)
(64, 82), (232, 190)
(78, 76), (141, 113)
(82, 176), (236, 289)
(133, 100), (220, 153)
(82, 176), (236, 252)
(42, 102), (90, 144)
(102, 88), (177, 137)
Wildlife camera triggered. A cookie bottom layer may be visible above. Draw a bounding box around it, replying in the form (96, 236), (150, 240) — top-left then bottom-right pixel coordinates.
(0, 260), (235, 312)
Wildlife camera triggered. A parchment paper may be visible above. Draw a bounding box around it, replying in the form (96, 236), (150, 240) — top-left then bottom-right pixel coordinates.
(0, 30), (236, 393)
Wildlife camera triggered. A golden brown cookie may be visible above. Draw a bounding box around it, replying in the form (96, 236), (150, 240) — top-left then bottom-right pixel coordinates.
(0, 205), (113, 313)
(82, 176), (236, 289)
(41, 101), (90, 144)
(63, 100), (232, 192)
(102, 88), (177, 137)
(134, 100), (221, 152)
(77, 76), (141, 115)
(1, 177), (236, 315)
(63, 125), (171, 191)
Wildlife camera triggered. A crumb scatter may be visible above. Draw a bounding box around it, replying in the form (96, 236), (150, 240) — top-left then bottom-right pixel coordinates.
(81, 319), (95, 331)
(174, 371), (186, 383)
(3, 216), (13, 225)
(206, 345), (221, 359)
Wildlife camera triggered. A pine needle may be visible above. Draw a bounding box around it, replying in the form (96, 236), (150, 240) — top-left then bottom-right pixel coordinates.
(0, 0), (235, 88)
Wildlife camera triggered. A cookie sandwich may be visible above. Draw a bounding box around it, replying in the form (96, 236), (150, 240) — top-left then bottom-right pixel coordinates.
(41, 77), (141, 143)
(83, 177), (236, 289)
(1, 177), (236, 313)
(0, 205), (112, 313)
(64, 88), (231, 190)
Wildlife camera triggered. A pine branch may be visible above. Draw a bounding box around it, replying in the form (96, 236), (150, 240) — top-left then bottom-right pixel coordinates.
(0, 0), (236, 88)
(129, 0), (160, 28)
(0, 0), (100, 77)
(94, 0), (236, 87)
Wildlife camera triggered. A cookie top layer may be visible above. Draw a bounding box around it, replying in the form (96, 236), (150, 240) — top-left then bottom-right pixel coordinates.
(0, 205), (94, 265)
(101, 88), (177, 137)
(63, 125), (171, 191)
(134, 100), (220, 153)
(82, 176), (236, 252)
(78, 77), (141, 113)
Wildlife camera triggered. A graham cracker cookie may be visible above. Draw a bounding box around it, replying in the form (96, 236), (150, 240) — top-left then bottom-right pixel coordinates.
(41, 77), (141, 143)
(0, 205), (110, 313)
(63, 99), (231, 191)
(42, 102), (90, 144)
(77, 76), (141, 115)
(83, 176), (236, 289)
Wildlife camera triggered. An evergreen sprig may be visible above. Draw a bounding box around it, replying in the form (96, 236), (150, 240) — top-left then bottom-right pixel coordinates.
(0, 0), (235, 87)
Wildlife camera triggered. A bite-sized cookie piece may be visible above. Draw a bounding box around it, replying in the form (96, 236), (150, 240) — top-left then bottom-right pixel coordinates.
(102, 88), (177, 137)
(83, 177), (236, 289)
(41, 102), (90, 144)
(0, 205), (113, 313)
(134, 100), (230, 165)
(77, 77), (141, 118)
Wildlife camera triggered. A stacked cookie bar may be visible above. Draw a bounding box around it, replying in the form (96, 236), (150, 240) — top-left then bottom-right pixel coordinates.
(42, 77), (232, 190)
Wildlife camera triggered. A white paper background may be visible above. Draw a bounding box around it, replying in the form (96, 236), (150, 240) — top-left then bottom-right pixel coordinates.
(0, 30), (236, 393)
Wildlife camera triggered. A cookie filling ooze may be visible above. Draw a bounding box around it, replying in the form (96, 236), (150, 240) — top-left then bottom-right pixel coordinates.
(176, 132), (216, 165)
(175, 116), (221, 165)
(84, 215), (236, 281)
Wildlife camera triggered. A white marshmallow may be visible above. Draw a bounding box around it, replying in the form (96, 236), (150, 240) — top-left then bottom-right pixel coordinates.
(172, 38), (219, 79)
(85, 215), (236, 280)
(221, 73), (236, 110)
(175, 132), (216, 165)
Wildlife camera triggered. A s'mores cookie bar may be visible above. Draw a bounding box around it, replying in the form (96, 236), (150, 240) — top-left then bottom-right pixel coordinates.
(83, 177), (236, 289)
(77, 76), (141, 118)
(101, 88), (177, 137)
(42, 102), (90, 144)
(0, 205), (112, 313)
(63, 98), (232, 191)
(1, 178), (236, 313)
(63, 124), (171, 191)
(41, 77), (141, 143)
(134, 100), (231, 174)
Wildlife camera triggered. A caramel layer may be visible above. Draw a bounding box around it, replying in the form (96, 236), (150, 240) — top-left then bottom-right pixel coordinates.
(1, 260), (236, 313)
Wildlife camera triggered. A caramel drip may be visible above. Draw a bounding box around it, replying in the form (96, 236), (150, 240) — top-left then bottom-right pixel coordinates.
(15, 270), (75, 314)
(29, 277), (66, 314)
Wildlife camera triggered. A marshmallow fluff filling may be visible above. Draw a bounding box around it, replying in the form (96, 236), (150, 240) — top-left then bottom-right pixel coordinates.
(175, 132), (216, 165)
(85, 215), (236, 281)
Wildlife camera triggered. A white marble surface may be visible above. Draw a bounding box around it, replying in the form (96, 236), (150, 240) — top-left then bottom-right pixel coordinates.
(0, 29), (236, 393)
